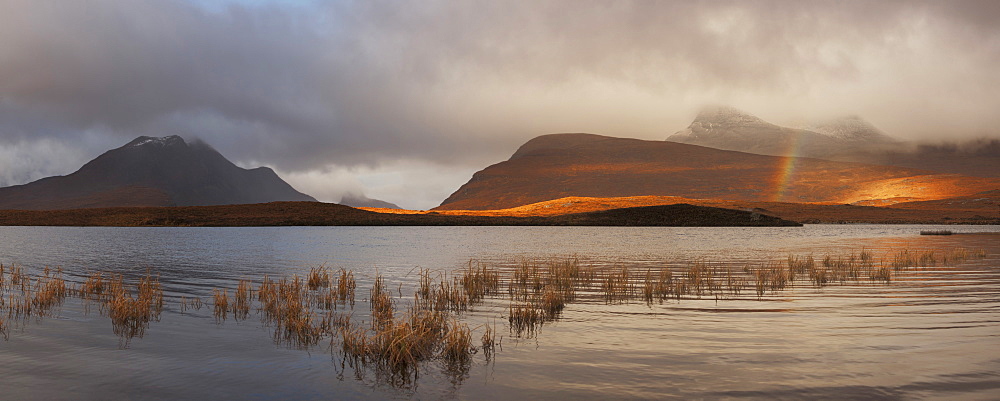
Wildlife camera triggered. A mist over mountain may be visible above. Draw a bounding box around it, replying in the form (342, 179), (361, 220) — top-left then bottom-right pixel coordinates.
(667, 105), (894, 158)
(803, 115), (898, 143)
(339, 193), (401, 209)
(0, 136), (316, 210)
(667, 106), (998, 177)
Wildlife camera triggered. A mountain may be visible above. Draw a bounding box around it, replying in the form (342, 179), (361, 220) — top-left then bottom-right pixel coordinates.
(804, 115), (897, 143)
(0, 135), (316, 210)
(339, 193), (401, 209)
(666, 105), (891, 158)
(666, 106), (998, 177)
(436, 133), (999, 210)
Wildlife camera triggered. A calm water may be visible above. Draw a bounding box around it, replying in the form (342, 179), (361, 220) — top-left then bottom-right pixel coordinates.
(1, 225), (999, 400)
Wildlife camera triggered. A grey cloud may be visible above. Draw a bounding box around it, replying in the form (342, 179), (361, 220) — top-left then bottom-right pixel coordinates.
(1, 0), (998, 192)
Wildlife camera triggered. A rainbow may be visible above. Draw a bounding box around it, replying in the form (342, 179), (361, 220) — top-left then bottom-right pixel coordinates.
(771, 133), (805, 202)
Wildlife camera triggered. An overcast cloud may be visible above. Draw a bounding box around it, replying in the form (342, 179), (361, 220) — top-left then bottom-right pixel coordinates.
(1, 0), (998, 209)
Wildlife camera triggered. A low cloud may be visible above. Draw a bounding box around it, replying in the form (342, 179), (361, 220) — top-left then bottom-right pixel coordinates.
(278, 161), (478, 210)
(1, 0), (998, 204)
(0, 138), (87, 187)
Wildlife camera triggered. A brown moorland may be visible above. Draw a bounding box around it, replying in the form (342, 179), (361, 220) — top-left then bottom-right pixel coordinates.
(435, 134), (999, 211)
(367, 194), (1000, 224)
(0, 201), (802, 227)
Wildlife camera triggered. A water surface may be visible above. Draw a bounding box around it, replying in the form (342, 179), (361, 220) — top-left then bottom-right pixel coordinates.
(1, 225), (998, 399)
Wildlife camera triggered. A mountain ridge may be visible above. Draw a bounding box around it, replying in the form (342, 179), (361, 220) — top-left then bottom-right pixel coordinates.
(437, 133), (999, 210)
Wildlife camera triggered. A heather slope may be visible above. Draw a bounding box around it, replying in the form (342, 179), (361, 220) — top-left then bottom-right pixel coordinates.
(437, 133), (999, 210)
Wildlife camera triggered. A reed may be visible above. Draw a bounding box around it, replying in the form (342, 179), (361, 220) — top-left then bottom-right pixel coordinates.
(441, 319), (473, 366)
(339, 320), (370, 365)
(459, 260), (501, 303)
(335, 268), (356, 306)
(9, 264), (26, 288)
(213, 288), (229, 322)
(642, 269), (655, 305)
(370, 274), (394, 330)
(510, 260), (543, 300)
(870, 263), (892, 283)
(79, 272), (107, 300)
(601, 265), (632, 304)
(787, 254), (815, 274)
(891, 250), (914, 271)
(336, 307), (466, 384)
(7, 293), (31, 320)
(481, 320), (498, 362)
(273, 307), (323, 347)
(307, 266), (331, 290)
(420, 276), (469, 312)
(548, 258), (583, 299)
(30, 269), (68, 316)
(418, 268), (433, 299)
(105, 272), (163, 346)
(257, 275), (330, 347)
(918, 250), (937, 267)
(233, 280), (252, 321)
(539, 286), (566, 318)
(685, 262), (709, 296)
(316, 287), (336, 310)
(726, 267), (746, 296)
(368, 320), (425, 381)
(508, 302), (542, 337)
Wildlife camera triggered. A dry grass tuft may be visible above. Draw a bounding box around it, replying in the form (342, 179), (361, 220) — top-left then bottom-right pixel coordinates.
(336, 268), (356, 306)
(460, 261), (501, 303)
(105, 272), (163, 346)
(508, 302), (542, 337)
(79, 272), (108, 300)
(370, 274), (394, 330)
(212, 288), (230, 322)
(601, 265), (632, 304)
(307, 266), (331, 290)
(481, 320), (498, 362)
(233, 280), (252, 321)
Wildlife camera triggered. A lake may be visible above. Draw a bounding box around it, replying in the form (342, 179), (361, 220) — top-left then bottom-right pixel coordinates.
(1, 225), (999, 400)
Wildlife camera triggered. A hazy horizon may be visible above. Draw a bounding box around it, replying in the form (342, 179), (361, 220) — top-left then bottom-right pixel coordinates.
(2, 0), (998, 209)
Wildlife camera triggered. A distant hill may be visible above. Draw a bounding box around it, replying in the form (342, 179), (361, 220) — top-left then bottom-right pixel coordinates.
(339, 193), (401, 209)
(0, 201), (801, 227)
(667, 105), (998, 177)
(0, 135), (316, 210)
(436, 133), (999, 210)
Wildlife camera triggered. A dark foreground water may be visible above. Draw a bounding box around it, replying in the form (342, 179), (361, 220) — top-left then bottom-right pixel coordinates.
(1, 225), (999, 400)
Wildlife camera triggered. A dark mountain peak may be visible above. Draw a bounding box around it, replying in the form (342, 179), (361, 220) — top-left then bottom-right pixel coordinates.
(0, 135), (316, 210)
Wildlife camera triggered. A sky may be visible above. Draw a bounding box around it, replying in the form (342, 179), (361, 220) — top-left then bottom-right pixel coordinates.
(1, 0), (998, 209)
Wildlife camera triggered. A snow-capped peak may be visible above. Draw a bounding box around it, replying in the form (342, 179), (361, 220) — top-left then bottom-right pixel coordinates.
(804, 116), (896, 143)
(130, 135), (186, 148)
(691, 105), (769, 126)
